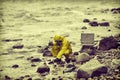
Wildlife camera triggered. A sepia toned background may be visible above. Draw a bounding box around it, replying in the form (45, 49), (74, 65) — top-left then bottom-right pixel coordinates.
(0, 0), (120, 80)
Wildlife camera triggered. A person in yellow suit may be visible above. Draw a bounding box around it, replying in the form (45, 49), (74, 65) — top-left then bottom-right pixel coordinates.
(51, 35), (72, 63)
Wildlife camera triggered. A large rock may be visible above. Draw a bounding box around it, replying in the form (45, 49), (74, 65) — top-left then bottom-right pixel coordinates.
(36, 64), (50, 76)
(77, 59), (108, 78)
(98, 36), (118, 50)
(75, 53), (91, 64)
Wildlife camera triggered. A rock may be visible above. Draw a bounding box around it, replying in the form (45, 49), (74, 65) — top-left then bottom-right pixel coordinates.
(81, 26), (87, 29)
(12, 44), (24, 49)
(89, 21), (98, 26)
(31, 58), (41, 62)
(12, 64), (19, 68)
(77, 59), (108, 78)
(5, 75), (11, 80)
(108, 29), (111, 32)
(27, 56), (34, 60)
(111, 8), (120, 14)
(80, 46), (96, 55)
(31, 64), (36, 67)
(73, 52), (78, 55)
(52, 78), (56, 80)
(99, 22), (110, 26)
(98, 36), (118, 50)
(43, 50), (52, 57)
(63, 64), (76, 73)
(75, 53), (91, 64)
(66, 63), (75, 68)
(93, 18), (97, 20)
(27, 78), (32, 80)
(36, 64), (50, 76)
(83, 19), (90, 23)
(2, 39), (22, 42)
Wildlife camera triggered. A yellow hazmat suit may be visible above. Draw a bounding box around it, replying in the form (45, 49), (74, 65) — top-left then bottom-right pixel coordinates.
(52, 35), (72, 59)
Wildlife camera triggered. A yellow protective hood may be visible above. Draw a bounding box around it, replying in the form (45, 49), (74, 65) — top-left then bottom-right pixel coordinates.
(54, 35), (64, 41)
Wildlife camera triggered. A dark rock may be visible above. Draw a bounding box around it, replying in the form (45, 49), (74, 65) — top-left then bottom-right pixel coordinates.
(48, 41), (53, 46)
(83, 19), (90, 23)
(44, 46), (49, 50)
(34, 78), (41, 80)
(27, 78), (32, 80)
(67, 64), (75, 68)
(93, 18), (97, 20)
(52, 78), (56, 80)
(2, 39), (22, 42)
(36, 65), (50, 75)
(91, 67), (108, 77)
(31, 58), (41, 62)
(81, 26), (87, 29)
(0, 69), (3, 72)
(27, 56), (34, 60)
(71, 56), (76, 62)
(5, 75), (11, 80)
(37, 46), (42, 48)
(12, 64), (19, 68)
(74, 52), (78, 55)
(12, 44), (24, 49)
(111, 8), (120, 14)
(48, 61), (54, 64)
(99, 36), (118, 50)
(108, 29), (111, 32)
(43, 50), (52, 57)
(19, 76), (24, 80)
(24, 75), (30, 78)
(63, 64), (76, 73)
(80, 45), (96, 55)
(99, 22), (110, 26)
(89, 21), (98, 26)
(31, 64), (36, 67)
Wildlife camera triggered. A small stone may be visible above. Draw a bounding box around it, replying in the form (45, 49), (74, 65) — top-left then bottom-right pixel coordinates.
(24, 75), (30, 77)
(12, 64), (19, 68)
(43, 50), (52, 57)
(31, 64), (36, 67)
(83, 19), (90, 23)
(108, 29), (111, 32)
(67, 63), (75, 68)
(93, 18), (97, 20)
(27, 78), (32, 80)
(81, 26), (87, 30)
(12, 44), (24, 49)
(27, 56), (34, 60)
(89, 21), (98, 26)
(52, 78), (56, 80)
(99, 22), (110, 26)
(74, 52), (79, 55)
(31, 58), (41, 62)
(5, 75), (11, 80)
(36, 65), (50, 76)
